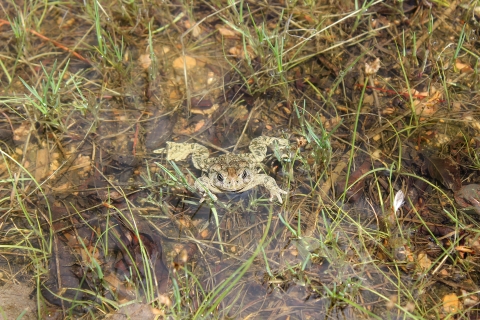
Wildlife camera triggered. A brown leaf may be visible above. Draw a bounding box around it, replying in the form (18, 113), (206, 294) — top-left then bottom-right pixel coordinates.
(423, 155), (461, 191)
(294, 68), (305, 91)
(173, 243), (197, 268)
(228, 45), (256, 59)
(108, 302), (159, 319)
(35, 148), (49, 181)
(365, 58), (381, 76)
(414, 87), (442, 117)
(345, 160), (371, 202)
(417, 252), (432, 270)
(138, 54), (151, 69)
(455, 59), (473, 73)
(454, 184), (480, 215)
(442, 293), (461, 314)
(418, 225), (457, 237)
(172, 55), (197, 69)
(217, 26), (238, 38)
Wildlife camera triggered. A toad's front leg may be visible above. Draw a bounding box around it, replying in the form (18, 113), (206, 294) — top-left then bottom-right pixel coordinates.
(194, 176), (221, 203)
(249, 136), (290, 162)
(242, 174), (288, 203)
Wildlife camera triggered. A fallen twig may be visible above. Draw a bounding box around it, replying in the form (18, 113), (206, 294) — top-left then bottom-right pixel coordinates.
(0, 19), (91, 65)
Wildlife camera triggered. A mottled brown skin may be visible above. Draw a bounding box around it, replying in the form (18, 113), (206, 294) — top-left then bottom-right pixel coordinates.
(155, 136), (289, 203)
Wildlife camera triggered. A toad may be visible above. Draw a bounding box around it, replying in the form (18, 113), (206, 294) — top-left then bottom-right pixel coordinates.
(154, 136), (290, 203)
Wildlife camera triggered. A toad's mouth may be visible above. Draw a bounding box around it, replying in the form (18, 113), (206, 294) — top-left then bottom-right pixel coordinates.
(215, 183), (246, 192)
(221, 186), (245, 192)
(213, 178), (249, 192)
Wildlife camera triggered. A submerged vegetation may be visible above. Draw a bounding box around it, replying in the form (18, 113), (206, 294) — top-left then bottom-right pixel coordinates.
(1, 0), (480, 318)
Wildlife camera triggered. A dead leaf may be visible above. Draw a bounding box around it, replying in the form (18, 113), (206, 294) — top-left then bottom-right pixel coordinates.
(176, 119), (205, 135)
(418, 225), (457, 237)
(217, 26), (238, 38)
(108, 303), (158, 319)
(156, 294), (172, 307)
(207, 71), (215, 85)
(228, 45), (256, 59)
(191, 103), (219, 116)
(35, 148), (49, 181)
(422, 155), (461, 191)
(172, 55), (197, 70)
(439, 269), (449, 276)
(417, 252), (432, 270)
(169, 89), (182, 100)
(466, 236), (480, 253)
(304, 14), (314, 24)
(200, 228), (210, 238)
(386, 295), (397, 309)
(13, 121), (31, 142)
(49, 159), (59, 172)
(183, 19), (192, 28)
(57, 17), (75, 27)
(409, 88), (427, 98)
(414, 99), (438, 116)
(344, 160), (371, 202)
(79, 245), (101, 265)
(463, 115), (480, 131)
(442, 293), (461, 314)
(139, 54), (151, 69)
(455, 59), (473, 73)
(51, 182), (71, 191)
(363, 93), (374, 106)
(455, 184), (480, 216)
(155, 45), (170, 55)
(461, 289), (479, 306)
(371, 149), (382, 160)
(404, 301), (415, 312)
(414, 87), (442, 117)
(365, 58), (381, 76)
(72, 154), (92, 175)
(455, 245), (474, 253)
(192, 120), (205, 132)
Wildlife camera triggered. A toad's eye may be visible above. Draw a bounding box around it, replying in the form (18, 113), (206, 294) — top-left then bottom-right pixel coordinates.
(217, 173), (224, 182)
(241, 170), (248, 179)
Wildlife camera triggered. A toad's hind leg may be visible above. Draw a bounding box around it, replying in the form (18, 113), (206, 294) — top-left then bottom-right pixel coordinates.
(189, 144), (210, 170)
(164, 142), (210, 170)
(241, 174), (288, 203)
